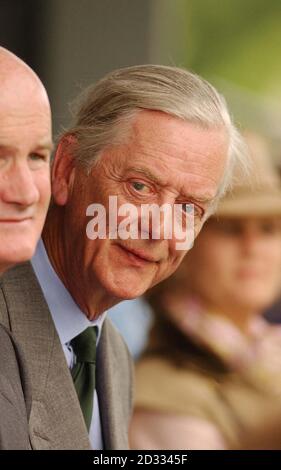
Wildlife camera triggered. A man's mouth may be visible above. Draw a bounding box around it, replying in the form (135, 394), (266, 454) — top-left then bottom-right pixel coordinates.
(0, 217), (32, 223)
(116, 244), (160, 266)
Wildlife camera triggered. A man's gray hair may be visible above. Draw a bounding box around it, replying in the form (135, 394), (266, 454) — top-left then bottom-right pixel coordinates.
(66, 64), (247, 200)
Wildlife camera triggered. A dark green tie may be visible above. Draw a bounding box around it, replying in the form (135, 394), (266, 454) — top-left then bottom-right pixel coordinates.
(71, 326), (97, 431)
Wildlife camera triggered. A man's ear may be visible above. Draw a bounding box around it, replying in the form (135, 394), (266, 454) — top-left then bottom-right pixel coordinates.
(52, 135), (76, 206)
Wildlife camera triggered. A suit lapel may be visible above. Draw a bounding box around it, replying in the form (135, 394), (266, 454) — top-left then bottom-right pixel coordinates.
(96, 320), (130, 450)
(0, 262), (91, 449)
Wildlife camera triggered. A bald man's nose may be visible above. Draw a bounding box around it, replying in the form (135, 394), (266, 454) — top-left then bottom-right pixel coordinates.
(1, 163), (39, 206)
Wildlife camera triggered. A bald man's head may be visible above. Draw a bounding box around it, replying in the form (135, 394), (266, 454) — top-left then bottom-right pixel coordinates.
(0, 47), (51, 117)
(0, 46), (42, 81)
(0, 47), (52, 274)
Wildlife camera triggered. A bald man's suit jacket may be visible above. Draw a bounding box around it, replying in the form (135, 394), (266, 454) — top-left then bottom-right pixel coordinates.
(0, 324), (31, 449)
(0, 262), (134, 450)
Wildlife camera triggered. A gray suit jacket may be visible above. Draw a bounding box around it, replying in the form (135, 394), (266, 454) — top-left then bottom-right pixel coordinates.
(0, 324), (31, 449)
(0, 262), (134, 450)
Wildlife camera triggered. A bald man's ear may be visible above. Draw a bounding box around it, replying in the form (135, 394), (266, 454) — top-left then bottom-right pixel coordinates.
(52, 135), (76, 206)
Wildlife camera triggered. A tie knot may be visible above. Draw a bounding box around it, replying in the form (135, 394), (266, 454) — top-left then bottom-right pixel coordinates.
(71, 326), (97, 364)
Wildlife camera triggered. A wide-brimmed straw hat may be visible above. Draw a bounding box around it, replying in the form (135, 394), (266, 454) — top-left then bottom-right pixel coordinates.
(215, 132), (281, 217)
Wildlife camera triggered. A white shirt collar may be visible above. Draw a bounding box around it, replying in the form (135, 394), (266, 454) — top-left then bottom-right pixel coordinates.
(31, 239), (106, 345)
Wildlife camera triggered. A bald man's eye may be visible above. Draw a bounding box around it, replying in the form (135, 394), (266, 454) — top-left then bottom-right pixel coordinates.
(28, 153), (50, 168)
(29, 153), (48, 161)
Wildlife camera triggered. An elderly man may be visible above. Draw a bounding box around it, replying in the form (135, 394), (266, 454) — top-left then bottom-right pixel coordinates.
(0, 47), (52, 448)
(0, 65), (246, 450)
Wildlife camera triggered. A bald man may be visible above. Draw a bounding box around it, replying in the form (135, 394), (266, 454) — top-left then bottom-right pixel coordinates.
(0, 47), (52, 449)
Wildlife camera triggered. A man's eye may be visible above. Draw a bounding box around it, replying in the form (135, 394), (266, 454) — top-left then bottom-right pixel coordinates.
(181, 203), (194, 214)
(28, 153), (50, 168)
(132, 181), (148, 192)
(181, 203), (202, 219)
(29, 153), (47, 161)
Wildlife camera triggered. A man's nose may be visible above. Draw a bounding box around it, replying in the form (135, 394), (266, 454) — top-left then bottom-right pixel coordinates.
(139, 202), (193, 249)
(1, 162), (39, 206)
(139, 204), (172, 241)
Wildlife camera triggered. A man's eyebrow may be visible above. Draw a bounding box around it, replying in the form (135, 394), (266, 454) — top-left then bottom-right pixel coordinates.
(0, 144), (14, 153)
(36, 140), (54, 152)
(184, 193), (215, 205)
(126, 166), (218, 205)
(126, 167), (162, 184)
(0, 141), (54, 153)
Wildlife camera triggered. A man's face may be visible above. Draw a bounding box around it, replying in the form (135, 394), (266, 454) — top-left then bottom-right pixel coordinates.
(0, 79), (52, 273)
(53, 110), (228, 313)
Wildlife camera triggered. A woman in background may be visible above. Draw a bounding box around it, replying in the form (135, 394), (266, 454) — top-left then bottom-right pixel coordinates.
(130, 133), (281, 449)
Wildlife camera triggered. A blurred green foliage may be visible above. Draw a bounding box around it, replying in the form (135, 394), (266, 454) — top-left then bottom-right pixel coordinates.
(184, 0), (281, 94)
